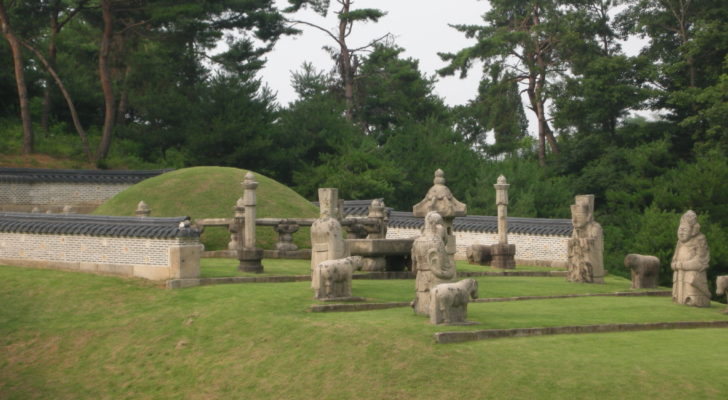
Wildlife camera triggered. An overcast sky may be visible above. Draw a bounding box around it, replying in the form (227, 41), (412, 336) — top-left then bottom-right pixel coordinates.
(261, 0), (488, 107)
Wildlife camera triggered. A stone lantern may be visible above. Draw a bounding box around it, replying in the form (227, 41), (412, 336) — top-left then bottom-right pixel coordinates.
(413, 169), (467, 264)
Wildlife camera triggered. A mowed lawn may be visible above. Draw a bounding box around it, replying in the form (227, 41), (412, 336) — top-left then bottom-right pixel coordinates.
(2, 262), (728, 399)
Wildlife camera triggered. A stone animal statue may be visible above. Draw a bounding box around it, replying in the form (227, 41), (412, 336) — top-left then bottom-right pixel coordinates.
(716, 276), (728, 313)
(624, 254), (660, 289)
(314, 256), (363, 300)
(429, 278), (479, 325)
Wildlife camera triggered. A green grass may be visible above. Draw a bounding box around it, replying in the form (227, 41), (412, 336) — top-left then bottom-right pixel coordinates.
(2, 262), (727, 399)
(456, 260), (567, 272)
(93, 167), (319, 251)
(201, 259), (566, 279)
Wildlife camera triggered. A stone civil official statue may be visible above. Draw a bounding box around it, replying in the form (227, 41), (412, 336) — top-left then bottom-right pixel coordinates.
(411, 211), (456, 316)
(671, 210), (710, 307)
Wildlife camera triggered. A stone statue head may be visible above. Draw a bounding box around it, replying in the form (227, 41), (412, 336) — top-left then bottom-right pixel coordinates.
(571, 204), (590, 229)
(318, 188), (339, 218)
(678, 210), (700, 243)
(424, 211), (446, 241)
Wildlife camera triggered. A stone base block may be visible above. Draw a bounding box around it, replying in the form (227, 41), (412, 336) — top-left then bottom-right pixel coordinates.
(467, 244), (493, 265)
(491, 243), (516, 269)
(361, 257), (386, 271)
(238, 248), (264, 273)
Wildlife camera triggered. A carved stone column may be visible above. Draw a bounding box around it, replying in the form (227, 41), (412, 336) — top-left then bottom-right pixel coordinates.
(238, 172), (263, 273)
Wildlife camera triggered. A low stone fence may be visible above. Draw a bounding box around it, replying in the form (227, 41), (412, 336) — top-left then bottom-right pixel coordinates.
(0, 167), (169, 213)
(0, 212), (202, 281)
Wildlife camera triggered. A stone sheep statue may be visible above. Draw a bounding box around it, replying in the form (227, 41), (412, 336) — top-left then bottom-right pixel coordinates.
(313, 256), (363, 300)
(716, 276), (728, 314)
(429, 278), (479, 325)
(624, 254), (660, 289)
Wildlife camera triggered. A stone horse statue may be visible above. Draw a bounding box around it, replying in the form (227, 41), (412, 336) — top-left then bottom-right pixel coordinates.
(429, 278), (479, 325)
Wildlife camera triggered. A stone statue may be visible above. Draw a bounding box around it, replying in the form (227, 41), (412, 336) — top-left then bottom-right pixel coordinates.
(429, 278), (479, 325)
(313, 256), (363, 300)
(671, 210), (710, 307)
(624, 254), (660, 289)
(716, 276), (728, 314)
(311, 188), (346, 292)
(567, 195), (605, 283)
(411, 211), (456, 316)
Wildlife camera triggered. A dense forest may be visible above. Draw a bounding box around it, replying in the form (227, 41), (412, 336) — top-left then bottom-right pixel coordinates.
(1, 0), (727, 286)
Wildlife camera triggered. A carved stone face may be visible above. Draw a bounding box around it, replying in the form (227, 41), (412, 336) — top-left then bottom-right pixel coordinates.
(572, 210), (588, 229)
(677, 222), (694, 243)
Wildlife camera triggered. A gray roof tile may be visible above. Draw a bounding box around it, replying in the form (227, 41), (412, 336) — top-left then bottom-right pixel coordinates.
(0, 212), (199, 239)
(0, 167), (172, 184)
(328, 200), (573, 237)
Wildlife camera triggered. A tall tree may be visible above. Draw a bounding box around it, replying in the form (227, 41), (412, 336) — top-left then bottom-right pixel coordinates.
(0, 0), (34, 154)
(285, 0), (388, 120)
(618, 0), (728, 153)
(454, 65), (529, 156)
(439, 0), (564, 166)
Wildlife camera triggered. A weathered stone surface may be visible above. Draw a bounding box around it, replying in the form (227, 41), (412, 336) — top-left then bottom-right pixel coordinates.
(624, 254), (660, 289)
(238, 248), (264, 273)
(567, 195), (604, 283)
(311, 188), (346, 291)
(491, 243), (516, 269)
(716, 276), (728, 313)
(170, 244), (203, 279)
(466, 244), (492, 265)
(136, 200), (151, 217)
(429, 278), (479, 325)
(435, 321), (728, 344)
(411, 211), (456, 316)
(274, 220), (299, 251)
(672, 210), (710, 307)
(313, 256), (363, 300)
(235, 172), (264, 272)
(413, 169), (466, 264)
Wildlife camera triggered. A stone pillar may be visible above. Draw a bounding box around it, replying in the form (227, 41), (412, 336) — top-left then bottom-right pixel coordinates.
(491, 175), (516, 269)
(135, 201), (151, 218)
(237, 172), (263, 273)
(413, 169), (467, 265)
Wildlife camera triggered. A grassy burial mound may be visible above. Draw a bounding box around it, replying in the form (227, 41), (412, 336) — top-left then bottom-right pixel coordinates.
(2, 264), (728, 399)
(93, 167), (318, 250)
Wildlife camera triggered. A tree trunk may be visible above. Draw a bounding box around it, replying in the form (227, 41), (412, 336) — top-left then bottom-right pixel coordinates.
(0, 2), (34, 154)
(116, 64), (131, 125)
(525, 74), (546, 166)
(41, 2), (62, 132)
(21, 40), (93, 162)
(97, 0), (116, 162)
(338, 0), (353, 120)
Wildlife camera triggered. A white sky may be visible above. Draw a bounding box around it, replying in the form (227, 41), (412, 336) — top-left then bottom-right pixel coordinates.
(259, 1), (647, 132)
(261, 0), (488, 107)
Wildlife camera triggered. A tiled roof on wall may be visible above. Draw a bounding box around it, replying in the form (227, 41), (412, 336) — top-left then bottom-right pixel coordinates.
(0, 167), (172, 184)
(330, 200), (573, 237)
(0, 212), (199, 239)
